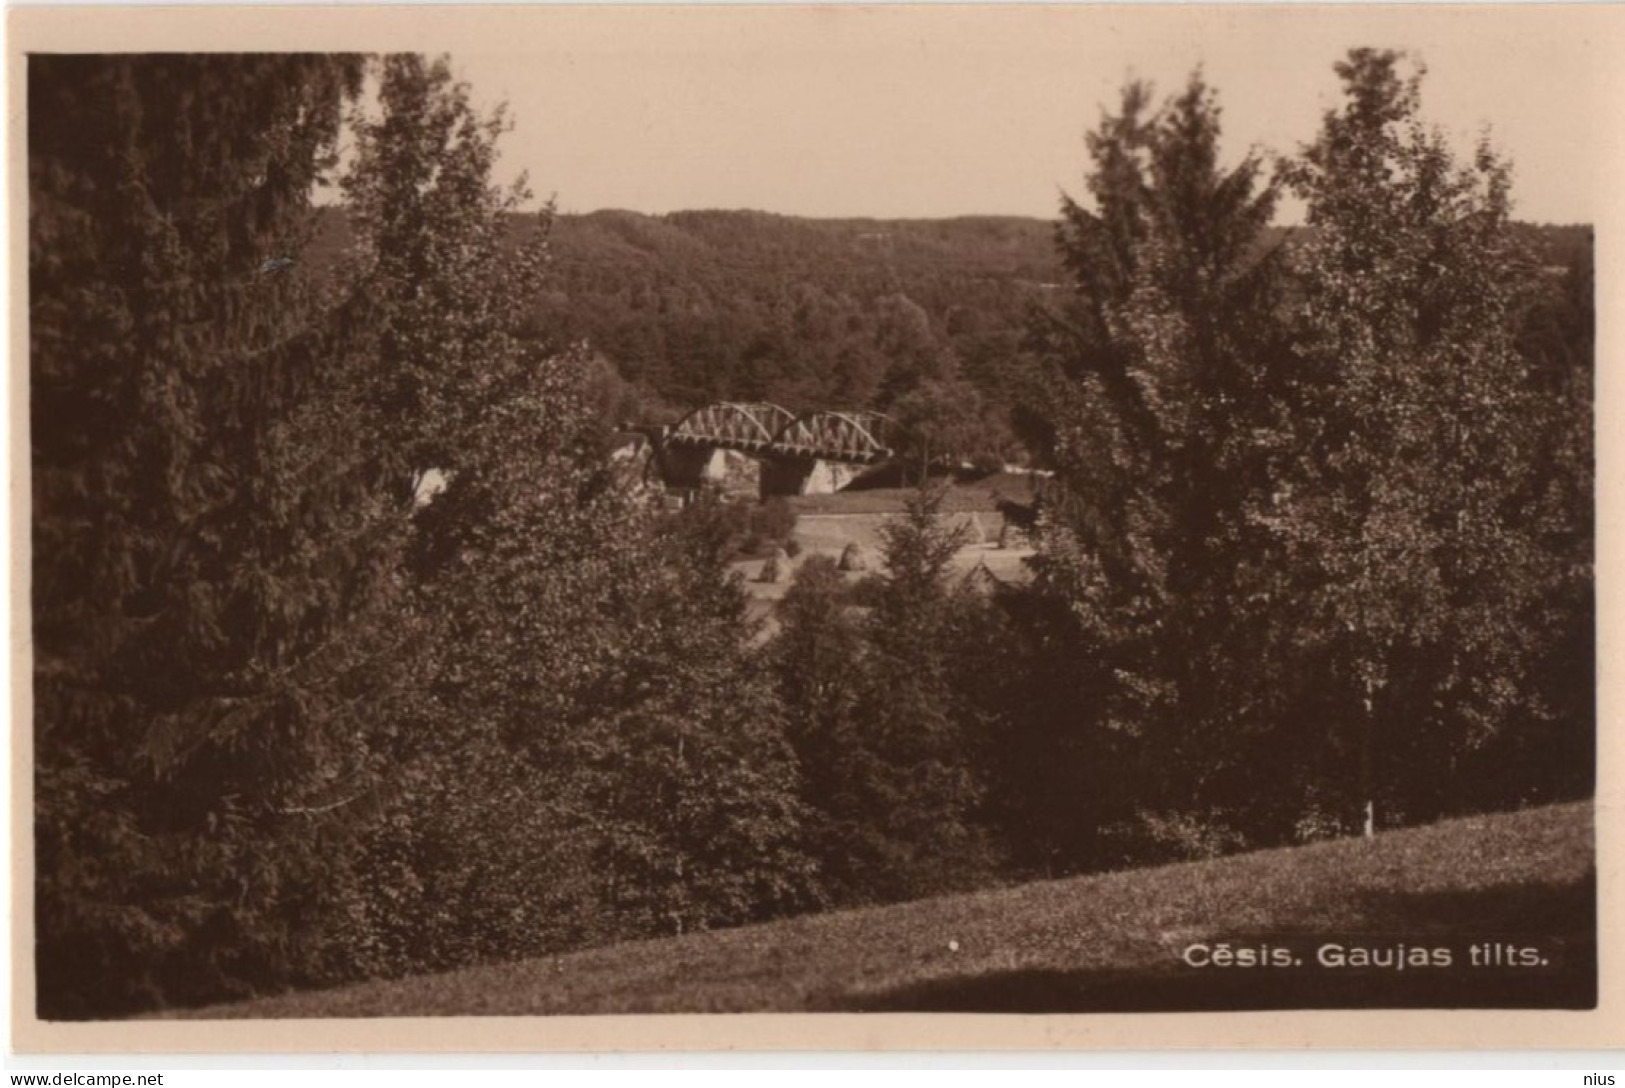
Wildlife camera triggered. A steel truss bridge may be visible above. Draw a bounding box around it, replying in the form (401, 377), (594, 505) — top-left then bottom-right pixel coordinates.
(661, 401), (897, 465)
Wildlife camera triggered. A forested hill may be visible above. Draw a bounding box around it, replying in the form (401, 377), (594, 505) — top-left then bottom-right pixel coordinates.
(312, 208), (1591, 424)
(535, 210), (1061, 415)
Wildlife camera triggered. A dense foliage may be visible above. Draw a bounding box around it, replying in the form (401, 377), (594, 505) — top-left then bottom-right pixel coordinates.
(1272, 50), (1591, 831)
(771, 490), (1006, 904)
(30, 49), (1591, 1018)
(30, 54), (818, 1018)
(510, 208), (1586, 427)
(1019, 74), (1297, 852)
(30, 54), (386, 1017)
(307, 207), (1051, 464)
(1007, 52), (1593, 868)
(308, 199), (1591, 479)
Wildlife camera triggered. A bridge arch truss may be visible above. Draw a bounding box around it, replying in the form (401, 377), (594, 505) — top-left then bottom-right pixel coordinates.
(668, 401), (796, 451)
(771, 410), (895, 463)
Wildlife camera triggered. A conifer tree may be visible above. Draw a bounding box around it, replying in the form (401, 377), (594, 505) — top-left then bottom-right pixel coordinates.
(1026, 73), (1293, 844)
(30, 55), (382, 1016)
(772, 490), (1000, 904)
(770, 555), (869, 899)
(861, 489), (1002, 899)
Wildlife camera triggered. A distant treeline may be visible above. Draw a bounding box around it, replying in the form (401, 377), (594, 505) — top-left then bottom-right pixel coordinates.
(328, 208), (1593, 430)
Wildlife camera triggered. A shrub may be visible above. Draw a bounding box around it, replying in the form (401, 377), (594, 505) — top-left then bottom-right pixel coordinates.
(846, 573), (886, 607)
(1104, 810), (1250, 866)
(750, 497), (798, 543)
(668, 488), (755, 563)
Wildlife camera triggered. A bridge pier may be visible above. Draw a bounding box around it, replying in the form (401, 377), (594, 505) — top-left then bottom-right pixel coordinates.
(660, 445), (762, 494)
(760, 457), (859, 498)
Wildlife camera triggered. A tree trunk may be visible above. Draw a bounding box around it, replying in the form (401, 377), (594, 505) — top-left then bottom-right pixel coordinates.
(1361, 675), (1375, 838)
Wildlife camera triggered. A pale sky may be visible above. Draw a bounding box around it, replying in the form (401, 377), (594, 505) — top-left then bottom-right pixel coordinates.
(438, 5), (1614, 224)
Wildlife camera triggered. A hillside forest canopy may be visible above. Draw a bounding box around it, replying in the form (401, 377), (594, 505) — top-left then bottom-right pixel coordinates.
(29, 50), (1592, 1018)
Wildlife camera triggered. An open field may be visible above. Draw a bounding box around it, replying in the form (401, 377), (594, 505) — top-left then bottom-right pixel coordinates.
(178, 801), (1594, 1017)
(728, 472), (1044, 630)
(736, 512), (1035, 632)
(784, 470), (1045, 516)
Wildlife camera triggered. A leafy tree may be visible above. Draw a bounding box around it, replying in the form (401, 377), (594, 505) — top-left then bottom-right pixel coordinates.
(339, 54), (553, 495)
(334, 55), (820, 971)
(1510, 245), (1595, 804)
(319, 51), (586, 971)
(29, 55), (385, 1016)
(873, 292), (952, 402)
(891, 377), (1012, 483)
(1277, 49), (1587, 831)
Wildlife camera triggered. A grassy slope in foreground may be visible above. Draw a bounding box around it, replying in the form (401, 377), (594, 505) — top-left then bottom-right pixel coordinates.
(186, 801), (1594, 1017)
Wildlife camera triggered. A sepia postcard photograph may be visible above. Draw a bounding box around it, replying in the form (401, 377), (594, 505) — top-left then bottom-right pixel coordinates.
(7, 2), (1622, 1054)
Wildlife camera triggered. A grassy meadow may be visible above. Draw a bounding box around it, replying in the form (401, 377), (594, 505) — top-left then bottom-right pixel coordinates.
(178, 801), (1594, 1018)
